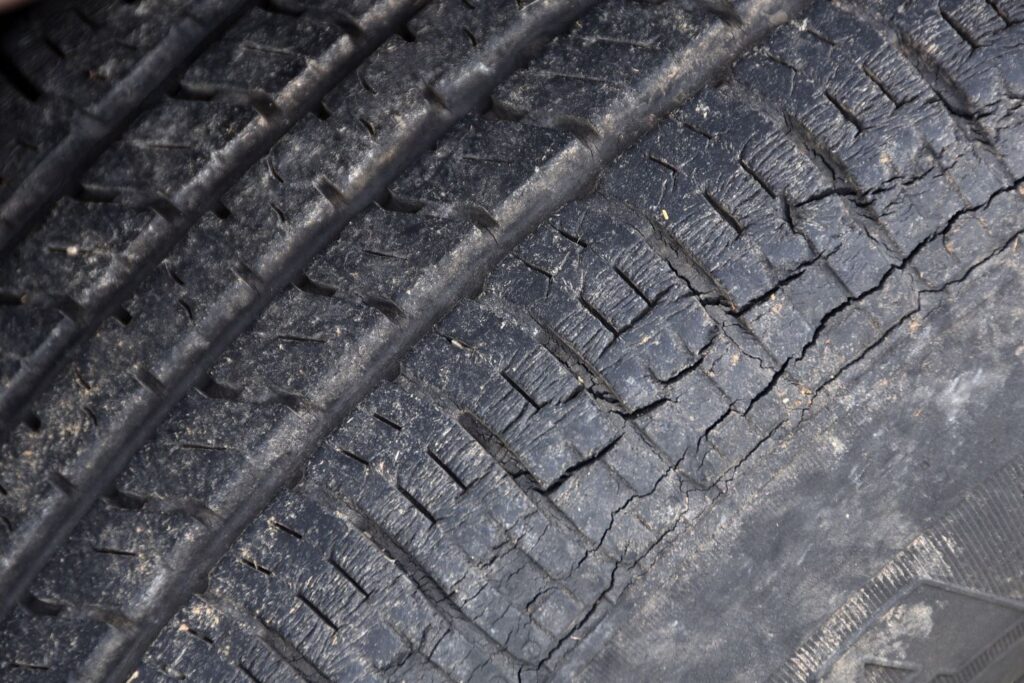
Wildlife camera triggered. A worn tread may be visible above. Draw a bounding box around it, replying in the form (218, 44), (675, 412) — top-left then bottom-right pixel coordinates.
(0, 0), (253, 252)
(0, 0), (1021, 679)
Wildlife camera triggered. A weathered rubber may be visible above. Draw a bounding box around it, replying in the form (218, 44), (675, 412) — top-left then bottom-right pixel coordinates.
(0, 0), (1021, 680)
(0, 0), (598, 628)
(0, 0), (252, 253)
(0, 0), (430, 428)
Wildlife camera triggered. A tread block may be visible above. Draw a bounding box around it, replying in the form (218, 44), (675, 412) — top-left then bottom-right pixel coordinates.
(2, 0), (1021, 679)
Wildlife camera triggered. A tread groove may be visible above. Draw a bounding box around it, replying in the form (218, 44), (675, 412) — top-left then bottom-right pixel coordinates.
(0, 0), (256, 254)
(13, 0), (1021, 678)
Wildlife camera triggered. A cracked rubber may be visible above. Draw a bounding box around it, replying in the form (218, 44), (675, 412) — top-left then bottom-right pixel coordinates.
(0, 0), (1022, 680)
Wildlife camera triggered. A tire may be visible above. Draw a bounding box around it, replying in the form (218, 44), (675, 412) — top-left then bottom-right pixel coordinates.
(0, 0), (1021, 680)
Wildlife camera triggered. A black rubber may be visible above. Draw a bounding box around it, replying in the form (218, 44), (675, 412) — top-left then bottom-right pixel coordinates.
(0, 0), (1021, 680)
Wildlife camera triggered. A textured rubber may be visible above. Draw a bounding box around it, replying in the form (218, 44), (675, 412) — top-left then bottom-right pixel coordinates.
(0, 0), (1021, 680)
(0, 0), (252, 252)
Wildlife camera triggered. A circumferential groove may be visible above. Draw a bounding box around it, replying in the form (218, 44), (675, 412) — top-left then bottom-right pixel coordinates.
(0, 1), (834, 679)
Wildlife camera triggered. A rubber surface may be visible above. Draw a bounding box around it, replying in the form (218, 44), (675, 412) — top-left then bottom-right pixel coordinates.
(0, 0), (1021, 680)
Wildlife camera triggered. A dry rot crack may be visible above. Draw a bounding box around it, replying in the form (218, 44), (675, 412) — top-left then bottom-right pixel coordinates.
(1, 0), (1022, 680)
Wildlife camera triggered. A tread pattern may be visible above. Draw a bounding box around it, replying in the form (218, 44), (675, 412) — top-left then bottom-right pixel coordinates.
(0, 0), (251, 249)
(0, 0), (1020, 680)
(130, 0), (1021, 678)
(0, 0), (599, 627)
(0, 0), (779, 678)
(0, 0), (429, 422)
